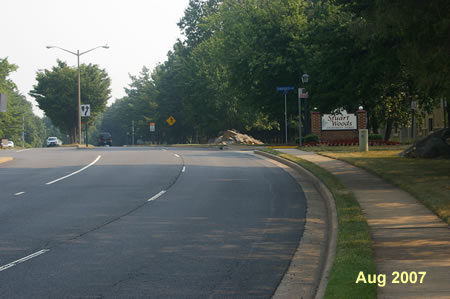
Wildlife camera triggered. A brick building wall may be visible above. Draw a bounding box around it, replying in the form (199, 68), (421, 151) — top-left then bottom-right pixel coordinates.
(310, 110), (367, 142)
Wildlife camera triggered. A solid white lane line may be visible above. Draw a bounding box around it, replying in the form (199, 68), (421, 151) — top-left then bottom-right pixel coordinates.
(182, 166), (186, 173)
(174, 154), (180, 158)
(14, 192), (25, 196)
(0, 249), (49, 272)
(148, 190), (166, 202)
(161, 149), (167, 151)
(46, 155), (102, 185)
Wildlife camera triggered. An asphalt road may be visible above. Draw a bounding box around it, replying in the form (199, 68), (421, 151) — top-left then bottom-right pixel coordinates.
(0, 147), (306, 298)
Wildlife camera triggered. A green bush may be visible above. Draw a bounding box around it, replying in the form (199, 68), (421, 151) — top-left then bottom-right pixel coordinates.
(303, 134), (319, 143)
(369, 134), (383, 140)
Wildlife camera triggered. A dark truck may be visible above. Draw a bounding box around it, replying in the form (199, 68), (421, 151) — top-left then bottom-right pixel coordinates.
(98, 132), (112, 146)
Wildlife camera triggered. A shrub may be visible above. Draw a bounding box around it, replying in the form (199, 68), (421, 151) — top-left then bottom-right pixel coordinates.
(302, 134), (319, 143)
(369, 134), (383, 140)
(300, 139), (401, 147)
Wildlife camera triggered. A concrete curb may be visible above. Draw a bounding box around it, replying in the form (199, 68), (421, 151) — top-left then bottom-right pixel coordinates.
(76, 145), (96, 149)
(0, 157), (13, 164)
(255, 150), (338, 299)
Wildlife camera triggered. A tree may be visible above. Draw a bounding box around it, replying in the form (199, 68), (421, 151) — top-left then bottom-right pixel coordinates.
(0, 57), (46, 147)
(337, 0), (450, 127)
(30, 60), (111, 143)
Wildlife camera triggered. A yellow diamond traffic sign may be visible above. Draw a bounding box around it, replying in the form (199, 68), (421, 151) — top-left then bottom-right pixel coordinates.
(166, 116), (176, 126)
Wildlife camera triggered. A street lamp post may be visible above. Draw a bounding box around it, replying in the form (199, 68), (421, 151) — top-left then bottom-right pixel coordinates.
(298, 88), (302, 147)
(302, 73), (310, 135)
(46, 44), (109, 144)
(298, 73), (309, 147)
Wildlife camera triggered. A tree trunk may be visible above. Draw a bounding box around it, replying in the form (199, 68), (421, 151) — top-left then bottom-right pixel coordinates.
(370, 114), (379, 134)
(384, 119), (393, 141)
(446, 102), (450, 129)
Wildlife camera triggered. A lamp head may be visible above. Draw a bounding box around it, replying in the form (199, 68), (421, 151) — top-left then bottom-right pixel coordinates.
(46, 46), (54, 49)
(301, 73), (309, 84)
(102, 44), (110, 49)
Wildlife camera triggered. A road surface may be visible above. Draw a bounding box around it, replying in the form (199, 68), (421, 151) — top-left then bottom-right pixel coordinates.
(0, 147), (306, 298)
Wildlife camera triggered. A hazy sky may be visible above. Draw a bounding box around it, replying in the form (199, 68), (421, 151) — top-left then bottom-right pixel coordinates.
(1, 0), (191, 117)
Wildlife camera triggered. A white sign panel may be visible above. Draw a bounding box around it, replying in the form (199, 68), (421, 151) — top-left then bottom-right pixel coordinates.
(80, 104), (91, 117)
(149, 122), (155, 132)
(0, 94), (7, 112)
(322, 110), (357, 130)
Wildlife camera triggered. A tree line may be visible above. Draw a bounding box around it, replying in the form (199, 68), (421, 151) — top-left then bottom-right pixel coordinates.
(0, 58), (47, 147)
(4, 1), (449, 146)
(98, 0), (448, 144)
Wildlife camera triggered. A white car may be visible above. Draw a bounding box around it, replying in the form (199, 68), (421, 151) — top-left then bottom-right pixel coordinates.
(7, 141), (14, 147)
(46, 137), (63, 147)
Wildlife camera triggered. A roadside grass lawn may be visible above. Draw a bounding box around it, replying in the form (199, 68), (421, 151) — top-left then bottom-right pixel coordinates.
(262, 149), (376, 299)
(301, 144), (409, 153)
(316, 147), (450, 225)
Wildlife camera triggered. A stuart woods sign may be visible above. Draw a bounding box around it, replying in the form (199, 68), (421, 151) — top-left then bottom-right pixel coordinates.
(322, 110), (357, 130)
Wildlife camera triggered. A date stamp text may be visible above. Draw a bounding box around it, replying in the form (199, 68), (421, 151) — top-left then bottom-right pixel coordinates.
(355, 271), (427, 287)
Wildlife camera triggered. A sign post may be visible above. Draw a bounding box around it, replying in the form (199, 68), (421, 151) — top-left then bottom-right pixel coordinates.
(149, 122), (156, 145)
(80, 104), (90, 147)
(276, 86), (295, 144)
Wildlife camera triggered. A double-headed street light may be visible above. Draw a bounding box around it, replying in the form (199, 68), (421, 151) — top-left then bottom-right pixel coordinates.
(46, 44), (109, 144)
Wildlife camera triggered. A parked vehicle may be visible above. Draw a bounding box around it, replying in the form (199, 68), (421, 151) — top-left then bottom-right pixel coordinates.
(98, 132), (112, 146)
(7, 141), (14, 147)
(47, 137), (63, 147)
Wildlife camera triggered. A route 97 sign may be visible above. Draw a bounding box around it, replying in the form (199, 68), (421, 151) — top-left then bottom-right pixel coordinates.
(81, 104), (91, 117)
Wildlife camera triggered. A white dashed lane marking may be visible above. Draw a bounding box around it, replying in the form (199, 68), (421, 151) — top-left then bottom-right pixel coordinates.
(148, 190), (166, 202)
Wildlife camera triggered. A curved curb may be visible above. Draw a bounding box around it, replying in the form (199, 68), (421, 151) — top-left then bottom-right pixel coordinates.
(255, 150), (338, 299)
(0, 157), (13, 164)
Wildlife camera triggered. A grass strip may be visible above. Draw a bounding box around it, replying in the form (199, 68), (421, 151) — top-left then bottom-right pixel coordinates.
(262, 148), (376, 299)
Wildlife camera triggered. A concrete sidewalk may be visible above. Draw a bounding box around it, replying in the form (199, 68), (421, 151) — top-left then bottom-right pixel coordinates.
(279, 149), (450, 299)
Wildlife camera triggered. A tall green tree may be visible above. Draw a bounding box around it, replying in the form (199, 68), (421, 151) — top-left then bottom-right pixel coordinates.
(30, 60), (111, 143)
(0, 57), (46, 147)
(337, 0), (449, 126)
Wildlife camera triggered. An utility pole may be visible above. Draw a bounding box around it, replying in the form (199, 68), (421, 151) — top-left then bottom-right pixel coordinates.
(47, 44), (109, 143)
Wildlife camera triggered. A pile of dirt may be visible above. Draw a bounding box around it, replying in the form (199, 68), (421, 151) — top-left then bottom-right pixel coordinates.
(214, 130), (264, 145)
(400, 128), (450, 159)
